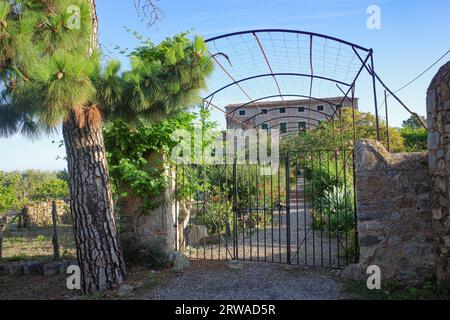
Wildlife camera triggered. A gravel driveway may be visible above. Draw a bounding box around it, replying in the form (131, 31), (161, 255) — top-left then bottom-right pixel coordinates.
(145, 260), (346, 300)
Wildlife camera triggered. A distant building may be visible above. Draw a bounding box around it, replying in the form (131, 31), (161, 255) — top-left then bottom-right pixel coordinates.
(225, 97), (358, 135)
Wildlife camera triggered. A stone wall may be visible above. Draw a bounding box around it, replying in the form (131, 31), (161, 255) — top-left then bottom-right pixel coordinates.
(119, 154), (177, 263)
(342, 140), (435, 283)
(427, 61), (450, 283)
(18, 200), (71, 228)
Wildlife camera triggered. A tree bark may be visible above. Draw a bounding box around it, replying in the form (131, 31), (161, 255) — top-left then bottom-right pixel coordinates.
(63, 112), (125, 293)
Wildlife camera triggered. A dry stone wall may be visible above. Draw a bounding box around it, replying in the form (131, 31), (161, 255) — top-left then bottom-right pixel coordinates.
(342, 140), (435, 283)
(427, 61), (450, 283)
(18, 200), (71, 228)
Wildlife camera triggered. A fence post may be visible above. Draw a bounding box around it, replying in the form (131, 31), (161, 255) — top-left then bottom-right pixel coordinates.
(51, 201), (60, 261)
(0, 216), (6, 260)
(285, 154), (291, 264)
(232, 159), (238, 260)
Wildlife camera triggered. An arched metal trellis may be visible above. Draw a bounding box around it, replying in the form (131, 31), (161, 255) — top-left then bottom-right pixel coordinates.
(174, 29), (424, 269)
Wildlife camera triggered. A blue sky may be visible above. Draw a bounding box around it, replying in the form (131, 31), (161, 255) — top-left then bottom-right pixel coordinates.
(1, 0), (449, 171)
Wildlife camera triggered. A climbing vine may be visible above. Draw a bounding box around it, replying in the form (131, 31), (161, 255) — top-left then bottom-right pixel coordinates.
(104, 109), (217, 212)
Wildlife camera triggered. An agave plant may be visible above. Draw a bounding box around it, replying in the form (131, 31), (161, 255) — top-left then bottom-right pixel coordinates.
(313, 185), (355, 234)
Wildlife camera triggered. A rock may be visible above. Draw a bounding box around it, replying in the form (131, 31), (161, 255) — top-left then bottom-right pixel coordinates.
(227, 260), (242, 270)
(117, 284), (134, 297)
(58, 261), (70, 274)
(0, 264), (7, 275)
(186, 225), (209, 245)
(340, 264), (364, 281)
(8, 264), (24, 276)
(43, 262), (60, 276)
(171, 253), (190, 273)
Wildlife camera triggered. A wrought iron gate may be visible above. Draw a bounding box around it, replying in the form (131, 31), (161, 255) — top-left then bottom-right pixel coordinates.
(174, 148), (358, 269)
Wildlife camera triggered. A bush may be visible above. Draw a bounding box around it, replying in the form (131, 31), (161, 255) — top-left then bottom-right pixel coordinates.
(312, 186), (355, 234)
(400, 127), (428, 152)
(121, 237), (169, 269)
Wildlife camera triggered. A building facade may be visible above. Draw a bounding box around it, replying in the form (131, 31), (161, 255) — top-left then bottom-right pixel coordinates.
(225, 97), (358, 135)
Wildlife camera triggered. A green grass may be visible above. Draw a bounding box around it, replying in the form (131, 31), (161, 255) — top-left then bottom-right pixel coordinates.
(344, 278), (450, 300)
(1, 224), (76, 263)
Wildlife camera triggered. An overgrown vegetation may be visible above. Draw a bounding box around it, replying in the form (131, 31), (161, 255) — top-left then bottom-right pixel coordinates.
(344, 278), (450, 300)
(0, 170), (69, 214)
(399, 115), (428, 152)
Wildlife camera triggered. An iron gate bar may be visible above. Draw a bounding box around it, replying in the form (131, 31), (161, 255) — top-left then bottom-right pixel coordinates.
(285, 154), (291, 264)
(177, 164), (235, 260)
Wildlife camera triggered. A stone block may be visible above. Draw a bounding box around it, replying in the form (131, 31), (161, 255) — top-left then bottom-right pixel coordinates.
(43, 262), (60, 276)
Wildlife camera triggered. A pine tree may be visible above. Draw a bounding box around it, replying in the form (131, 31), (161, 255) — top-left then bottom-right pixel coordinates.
(0, 0), (212, 293)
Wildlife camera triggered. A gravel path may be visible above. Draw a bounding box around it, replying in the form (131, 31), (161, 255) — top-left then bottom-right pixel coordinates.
(145, 260), (346, 300)
(186, 178), (350, 267)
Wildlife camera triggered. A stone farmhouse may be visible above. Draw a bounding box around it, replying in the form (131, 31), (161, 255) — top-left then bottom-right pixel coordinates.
(225, 97), (358, 134)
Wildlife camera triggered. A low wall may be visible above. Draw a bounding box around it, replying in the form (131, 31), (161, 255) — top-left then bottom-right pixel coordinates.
(342, 140), (435, 283)
(18, 200), (71, 228)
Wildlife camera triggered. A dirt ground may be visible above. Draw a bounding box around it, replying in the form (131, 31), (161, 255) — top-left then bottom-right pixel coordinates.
(0, 260), (346, 300)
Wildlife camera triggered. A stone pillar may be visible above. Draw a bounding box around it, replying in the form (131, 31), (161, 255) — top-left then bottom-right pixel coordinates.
(119, 153), (177, 266)
(427, 61), (450, 283)
(342, 140), (434, 283)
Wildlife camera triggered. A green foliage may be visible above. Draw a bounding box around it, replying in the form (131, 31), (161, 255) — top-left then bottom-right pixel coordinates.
(31, 178), (69, 201)
(400, 127), (428, 152)
(312, 186), (355, 234)
(399, 115), (428, 152)
(104, 111), (216, 212)
(0, 172), (20, 214)
(0, 1), (213, 139)
(0, 170), (69, 214)
(344, 278), (450, 300)
(281, 108), (406, 153)
(121, 237), (169, 269)
(402, 115), (427, 130)
(0, 0), (96, 135)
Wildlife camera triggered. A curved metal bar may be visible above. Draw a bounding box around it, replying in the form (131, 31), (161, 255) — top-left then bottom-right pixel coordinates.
(269, 124), (319, 131)
(204, 73), (351, 101)
(254, 115), (323, 129)
(243, 105), (335, 126)
(227, 93), (339, 116)
(206, 29), (371, 52)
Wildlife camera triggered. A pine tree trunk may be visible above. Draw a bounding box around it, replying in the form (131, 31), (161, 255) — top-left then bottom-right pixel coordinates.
(63, 113), (125, 293)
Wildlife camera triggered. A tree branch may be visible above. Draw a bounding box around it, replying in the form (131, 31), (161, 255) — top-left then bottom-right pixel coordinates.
(133, 0), (162, 27)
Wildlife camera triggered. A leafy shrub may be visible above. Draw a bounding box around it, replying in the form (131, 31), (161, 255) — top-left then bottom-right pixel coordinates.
(121, 237), (169, 269)
(312, 186), (355, 234)
(400, 127), (428, 152)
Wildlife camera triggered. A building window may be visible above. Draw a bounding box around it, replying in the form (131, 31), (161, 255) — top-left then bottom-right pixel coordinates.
(261, 124), (269, 130)
(299, 122), (306, 131)
(279, 108), (286, 114)
(298, 107), (305, 113)
(280, 123), (287, 133)
(261, 109), (268, 114)
(317, 105), (324, 112)
(239, 110), (246, 116)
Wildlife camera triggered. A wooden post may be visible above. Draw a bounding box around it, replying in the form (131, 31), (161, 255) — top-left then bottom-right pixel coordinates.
(51, 201), (60, 261)
(0, 216), (6, 260)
